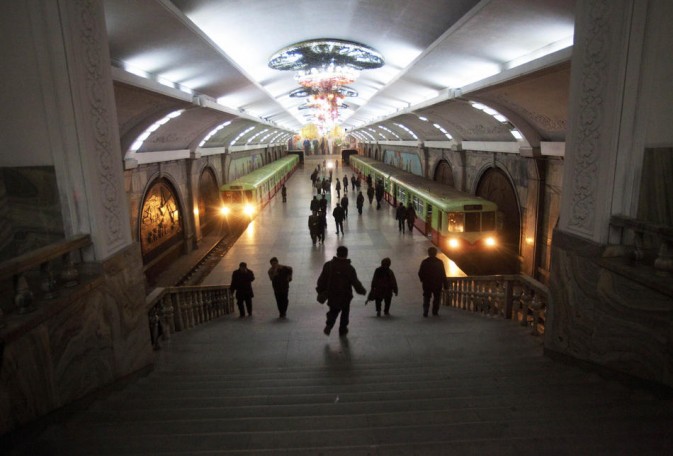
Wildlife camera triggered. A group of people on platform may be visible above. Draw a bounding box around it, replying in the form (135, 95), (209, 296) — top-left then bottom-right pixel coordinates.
(229, 160), (447, 335)
(229, 246), (447, 336)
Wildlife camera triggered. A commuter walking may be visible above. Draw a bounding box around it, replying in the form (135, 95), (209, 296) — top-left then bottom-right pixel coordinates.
(316, 246), (366, 336)
(231, 262), (255, 317)
(418, 247), (447, 317)
(310, 195), (319, 213)
(332, 203), (345, 235)
(341, 194), (349, 219)
(318, 210), (327, 243)
(335, 179), (341, 199)
(406, 202), (416, 233)
(356, 191), (364, 215)
(308, 211), (321, 245)
(268, 257), (293, 318)
(366, 174), (373, 188)
(367, 186), (375, 205)
(281, 184), (287, 202)
(375, 182), (384, 209)
(351, 174), (357, 191)
(343, 175), (349, 192)
(395, 202), (407, 233)
(367, 258), (398, 317)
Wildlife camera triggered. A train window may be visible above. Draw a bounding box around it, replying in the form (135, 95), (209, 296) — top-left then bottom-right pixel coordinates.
(397, 187), (406, 202)
(245, 190), (253, 200)
(465, 212), (480, 232)
(482, 211), (496, 231)
(447, 212), (464, 232)
(413, 195), (422, 214)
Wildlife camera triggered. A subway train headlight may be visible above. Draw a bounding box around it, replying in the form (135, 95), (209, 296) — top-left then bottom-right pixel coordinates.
(220, 206), (230, 216)
(448, 238), (460, 249)
(484, 236), (497, 247)
(243, 204), (255, 216)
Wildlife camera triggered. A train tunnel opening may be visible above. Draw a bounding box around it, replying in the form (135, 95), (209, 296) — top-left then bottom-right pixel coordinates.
(475, 167), (521, 274)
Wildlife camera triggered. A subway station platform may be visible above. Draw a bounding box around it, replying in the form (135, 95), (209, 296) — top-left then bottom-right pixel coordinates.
(9, 157), (673, 455)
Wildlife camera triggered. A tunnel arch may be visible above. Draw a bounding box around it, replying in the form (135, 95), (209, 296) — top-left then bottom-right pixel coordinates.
(475, 167), (521, 271)
(433, 159), (455, 186)
(197, 167), (220, 237)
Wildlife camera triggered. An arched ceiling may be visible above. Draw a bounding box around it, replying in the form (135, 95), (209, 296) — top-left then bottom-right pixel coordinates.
(103, 0), (576, 156)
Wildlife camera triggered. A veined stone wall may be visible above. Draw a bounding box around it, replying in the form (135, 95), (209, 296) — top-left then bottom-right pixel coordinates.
(0, 244), (152, 435)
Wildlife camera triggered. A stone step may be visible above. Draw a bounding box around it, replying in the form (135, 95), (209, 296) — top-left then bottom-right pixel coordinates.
(75, 383), (637, 424)
(34, 412), (673, 455)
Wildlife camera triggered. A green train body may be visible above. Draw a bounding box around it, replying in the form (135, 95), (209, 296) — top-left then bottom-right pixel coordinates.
(351, 156), (501, 254)
(220, 155), (298, 218)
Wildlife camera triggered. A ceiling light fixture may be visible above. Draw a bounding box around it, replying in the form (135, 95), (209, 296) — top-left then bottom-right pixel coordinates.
(270, 39), (383, 131)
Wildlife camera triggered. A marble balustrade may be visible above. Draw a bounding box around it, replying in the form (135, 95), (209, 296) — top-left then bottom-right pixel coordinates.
(444, 274), (549, 336)
(146, 285), (233, 349)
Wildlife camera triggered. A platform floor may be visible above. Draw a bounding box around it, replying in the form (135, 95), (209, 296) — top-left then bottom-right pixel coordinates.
(9, 156), (673, 455)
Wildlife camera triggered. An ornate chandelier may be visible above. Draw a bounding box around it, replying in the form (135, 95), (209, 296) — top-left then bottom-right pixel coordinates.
(269, 39), (384, 129)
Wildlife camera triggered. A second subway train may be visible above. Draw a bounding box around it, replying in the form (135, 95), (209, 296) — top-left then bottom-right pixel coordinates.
(220, 154), (299, 219)
(350, 156), (502, 257)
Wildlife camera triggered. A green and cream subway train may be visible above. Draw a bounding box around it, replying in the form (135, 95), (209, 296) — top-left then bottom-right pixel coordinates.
(350, 155), (502, 255)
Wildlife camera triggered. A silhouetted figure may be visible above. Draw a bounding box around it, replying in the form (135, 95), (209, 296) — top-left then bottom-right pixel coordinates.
(418, 247), (446, 317)
(316, 246), (366, 336)
(268, 257), (293, 318)
(367, 258), (398, 316)
(231, 262), (255, 317)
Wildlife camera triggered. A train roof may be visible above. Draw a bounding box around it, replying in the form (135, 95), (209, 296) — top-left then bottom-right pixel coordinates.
(351, 156), (497, 212)
(221, 155), (298, 191)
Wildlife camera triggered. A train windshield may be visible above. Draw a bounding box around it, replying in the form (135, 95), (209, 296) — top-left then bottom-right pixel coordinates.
(482, 211), (496, 231)
(449, 212), (492, 232)
(464, 212), (481, 232)
(222, 191), (244, 204)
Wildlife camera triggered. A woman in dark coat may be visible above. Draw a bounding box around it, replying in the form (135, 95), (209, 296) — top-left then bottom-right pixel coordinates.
(368, 258), (398, 317)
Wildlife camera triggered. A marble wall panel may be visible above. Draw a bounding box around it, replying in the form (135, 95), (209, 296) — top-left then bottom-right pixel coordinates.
(0, 245), (153, 435)
(547, 231), (673, 387)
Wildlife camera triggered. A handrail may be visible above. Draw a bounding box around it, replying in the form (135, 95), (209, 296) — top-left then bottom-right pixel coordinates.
(444, 274), (548, 335)
(146, 284), (233, 348)
(0, 234), (91, 281)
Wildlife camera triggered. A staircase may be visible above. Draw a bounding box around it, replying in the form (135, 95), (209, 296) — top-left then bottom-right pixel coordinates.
(11, 309), (673, 455)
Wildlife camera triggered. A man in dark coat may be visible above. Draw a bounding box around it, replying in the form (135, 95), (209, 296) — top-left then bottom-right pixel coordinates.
(281, 184), (287, 202)
(335, 179), (341, 199)
(351, 174), (357, 191)
(308, 210), (321, 245)
(375, 182), (384, 209)
(318, 210), (327, 243)
(366, 174), (373, 188)
(230, 262), (255, 317)
(332, 203), (345, 235)
(356, 191), (364, 215)
(395, 202), (407, 233)
(406, 202), (416, 233)
(343, 175), (349, 192)
(310, 195), (320, 213)
(368, 258), (398, 317)
(316, 246), (366, 336)
(341, 194), (349, 219)
(268, 257), (293, 318)
(367, 186), (375, 205)
(417, 247), (447, 317)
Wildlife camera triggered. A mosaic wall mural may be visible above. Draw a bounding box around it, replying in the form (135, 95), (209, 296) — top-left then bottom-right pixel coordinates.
(140, 179), (183, 258)
(383, 150), (422, 176)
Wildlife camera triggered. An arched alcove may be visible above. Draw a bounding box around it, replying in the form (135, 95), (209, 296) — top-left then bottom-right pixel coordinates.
(433, 160), (454, 186)
(139, 178), (185, 277)
(475, 167), (521, 271)
(197, 167), (220, 236)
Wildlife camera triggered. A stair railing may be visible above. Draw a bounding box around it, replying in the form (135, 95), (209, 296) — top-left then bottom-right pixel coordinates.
(146, 285), (233, 349)
(443, 274), (549, 335)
